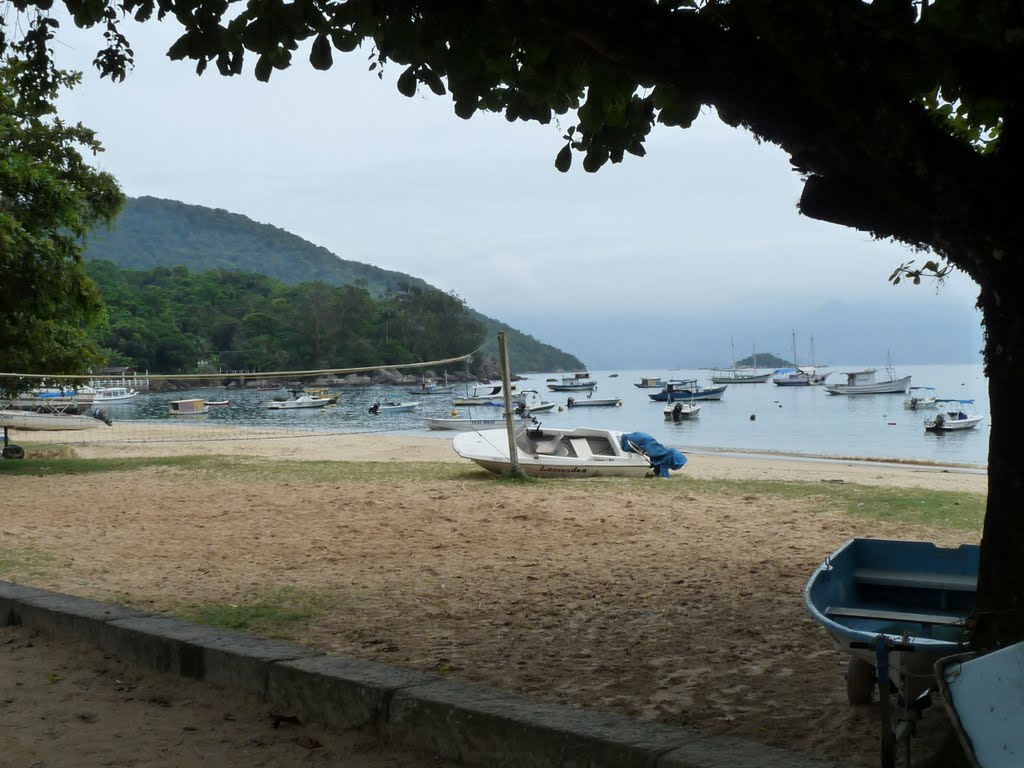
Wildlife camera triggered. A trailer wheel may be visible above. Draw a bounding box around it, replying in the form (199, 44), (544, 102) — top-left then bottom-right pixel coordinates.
(846, 656), (875, 705)
(2, 444), (26, 460)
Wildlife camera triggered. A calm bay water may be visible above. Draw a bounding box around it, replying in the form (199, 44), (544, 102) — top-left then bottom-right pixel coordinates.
(111, 363), (989, 468)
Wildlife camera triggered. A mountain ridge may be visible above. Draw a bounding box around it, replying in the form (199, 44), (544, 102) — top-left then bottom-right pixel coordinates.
(82, 197), (584, 373)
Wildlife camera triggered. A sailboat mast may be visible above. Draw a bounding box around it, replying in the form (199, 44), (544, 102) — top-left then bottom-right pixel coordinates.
(791, 330), (799, 367)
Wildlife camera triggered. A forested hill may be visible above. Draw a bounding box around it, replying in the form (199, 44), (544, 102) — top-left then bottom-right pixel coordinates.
(82, 197), (584, 372)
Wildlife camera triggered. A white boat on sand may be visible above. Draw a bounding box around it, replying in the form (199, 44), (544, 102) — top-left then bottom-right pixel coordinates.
(924, 400), (984, 432)
(0, 408), (111, 431)
(452, 427), (686, 479)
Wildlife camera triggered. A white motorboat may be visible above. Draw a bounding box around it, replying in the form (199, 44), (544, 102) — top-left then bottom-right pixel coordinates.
(452, 427), (686, 479)
(772, 366), (829, 386)
(663, 401), (701, 420)
(514, 389), (558, 414)
(266, 393), (332, 410)
(565, 395), (622, 408)
(11, 385), (97, 409)
(924, 400), (984, 432)
(903, 386), (938, 410)
(94, 386), (138, 403)
(546, 373), (598, 392)
(0, 408), (111, 431)
(452, 382), (521, 406)
(368, 398), (419, 414)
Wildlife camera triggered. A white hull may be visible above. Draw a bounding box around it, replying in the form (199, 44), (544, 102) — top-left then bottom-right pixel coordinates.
(453, 427), (654, 478)
(566, 397), (622, 408)
(267, 395), (332, 410)
(825, 375), (912, 395)
(663, 403), (701, 419)
(372, 402), (419, 414)
(95, 387), (138, 403)
(925, 415), (984, 431)
(422, 416), (536, 431)
(0, 409), (108, 431)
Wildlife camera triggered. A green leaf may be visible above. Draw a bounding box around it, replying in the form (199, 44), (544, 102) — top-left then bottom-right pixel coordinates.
(309, 34), (332, 71)
(397, 66), (417, 97)
(554, 143), (572, 172)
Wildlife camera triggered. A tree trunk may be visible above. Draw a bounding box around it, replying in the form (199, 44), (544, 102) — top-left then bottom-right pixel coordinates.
(973, 275), (1024, 649)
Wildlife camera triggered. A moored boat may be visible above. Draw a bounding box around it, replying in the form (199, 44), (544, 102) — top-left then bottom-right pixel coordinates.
(565, 395), (622, 408)
(170, 398), (209, 415)
(924, 400), (984, 432)
(368, 398), (420, 414)
(647, 379), (726, 402)
(422, 414), (538, 431)
(546, 373), (598, 392)
(904, 386), (938, 410)
(825, 357), (911, 395)
(663, 401), (701, 420)
(94, 386), (138, 403)
(634, 377), (668, 389)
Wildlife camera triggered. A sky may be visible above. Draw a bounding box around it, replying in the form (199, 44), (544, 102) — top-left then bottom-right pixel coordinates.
(50, 16), (985, 369)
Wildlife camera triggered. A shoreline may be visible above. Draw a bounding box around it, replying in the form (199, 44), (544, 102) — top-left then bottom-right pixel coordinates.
(9, 424), (988, 492)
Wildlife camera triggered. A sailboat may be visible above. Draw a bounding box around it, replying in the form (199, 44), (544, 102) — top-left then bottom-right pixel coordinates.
(709, 339), (772, 384)
(772, 331), (829, 386)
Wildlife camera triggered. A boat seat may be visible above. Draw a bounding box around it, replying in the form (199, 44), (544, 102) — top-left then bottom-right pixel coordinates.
(528, 435), (564, 456)
(568, 438), (593, 459)
(853, 568), (977, 592)
(825, 605), (968, 627)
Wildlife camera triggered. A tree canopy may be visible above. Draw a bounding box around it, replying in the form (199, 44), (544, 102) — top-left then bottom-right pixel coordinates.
(4, 0), (1023, 698)
(0, 31), (124, 395)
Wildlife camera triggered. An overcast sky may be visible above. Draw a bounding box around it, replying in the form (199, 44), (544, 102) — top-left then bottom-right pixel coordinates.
(51, 17), (984, 368)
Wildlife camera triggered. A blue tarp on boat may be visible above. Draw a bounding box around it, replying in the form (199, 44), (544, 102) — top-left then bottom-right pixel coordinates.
(620, 432), (687, 478)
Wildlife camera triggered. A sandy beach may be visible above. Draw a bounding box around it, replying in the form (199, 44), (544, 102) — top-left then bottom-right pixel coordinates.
(1, 428), (987, 766)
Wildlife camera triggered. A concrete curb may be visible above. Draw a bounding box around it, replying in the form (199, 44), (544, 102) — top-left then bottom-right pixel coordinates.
(1, 581), (844, 767)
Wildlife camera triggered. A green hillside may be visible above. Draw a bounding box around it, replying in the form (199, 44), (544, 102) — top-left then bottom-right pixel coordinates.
(82, 197), (584, 373)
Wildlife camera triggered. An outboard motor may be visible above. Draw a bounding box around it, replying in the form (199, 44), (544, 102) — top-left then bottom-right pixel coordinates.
(368, 402), (380, 415)
(566, 397), (575, 409)
(934, 413), (945, 428)
(91, 408), (113, 426)
(672, 403), (684, 422)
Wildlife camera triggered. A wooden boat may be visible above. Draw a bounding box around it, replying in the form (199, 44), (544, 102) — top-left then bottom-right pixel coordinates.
(825, 358), (912, 395)
(806, 538), (979, 766)
(709, 340), (772, 383)
(565, 395), (622, 408)
(368, 398), (419, 414)
(647, 379), (727, 402)
(634, 377), (668, 389)
(903, 386), (938, 410)
(806, 538), (977, 701)
(774, 332), (830, 386)
(936, 640), (1024, 767)
(924, 400), (984, 432)
(452, 427), (684, 479)
(546, 373), (598, 392)
(663, 401), (701, 420)
(170, 398), (209, 415)
(0, 408), (111, 431)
